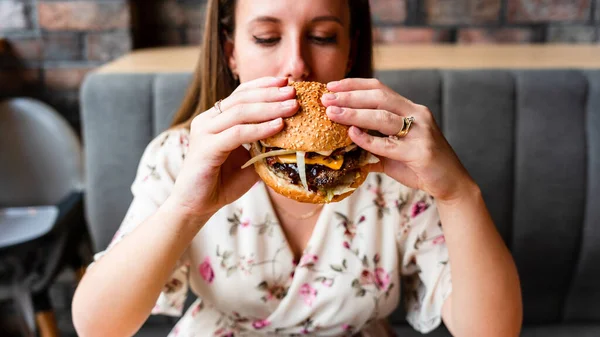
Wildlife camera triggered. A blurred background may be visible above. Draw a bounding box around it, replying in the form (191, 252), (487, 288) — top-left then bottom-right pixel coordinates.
(1, 1), (599, 337)
(1, 0), (599, 134)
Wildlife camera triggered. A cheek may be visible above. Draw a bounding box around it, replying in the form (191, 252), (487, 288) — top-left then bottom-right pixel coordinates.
(310, 50), (349, 79)
(235, 46), (281, 81)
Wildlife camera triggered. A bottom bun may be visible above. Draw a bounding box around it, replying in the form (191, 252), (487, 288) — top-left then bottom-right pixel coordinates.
(250, 143), (368, 204)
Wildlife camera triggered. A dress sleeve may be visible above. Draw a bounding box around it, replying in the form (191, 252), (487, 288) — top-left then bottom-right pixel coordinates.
(90, 128), (191, 317)
(397, 189), (453, 333)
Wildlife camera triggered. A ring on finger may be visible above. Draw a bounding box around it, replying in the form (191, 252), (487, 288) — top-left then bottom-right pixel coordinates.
(214, 99), (224, 114)
(391, 116), (415, 139)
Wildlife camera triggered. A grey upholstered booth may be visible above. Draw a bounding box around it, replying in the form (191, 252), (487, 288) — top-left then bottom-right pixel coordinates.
(80, 70), (600, 337)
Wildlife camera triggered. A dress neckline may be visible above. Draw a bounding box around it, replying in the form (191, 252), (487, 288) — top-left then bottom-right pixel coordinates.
(258, 182), (333, 263)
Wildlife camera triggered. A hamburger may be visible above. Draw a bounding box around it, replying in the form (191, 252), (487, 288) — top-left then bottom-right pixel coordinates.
(242, 81), (380, 203)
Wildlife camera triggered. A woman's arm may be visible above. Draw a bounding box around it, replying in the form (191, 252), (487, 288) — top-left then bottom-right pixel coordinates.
(438, 182), (522, 337)
(72, 199), (211, 337)
(321, 78), (523, 336)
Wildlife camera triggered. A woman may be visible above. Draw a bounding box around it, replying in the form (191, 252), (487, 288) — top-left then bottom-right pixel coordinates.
(72, 0), (523, 336)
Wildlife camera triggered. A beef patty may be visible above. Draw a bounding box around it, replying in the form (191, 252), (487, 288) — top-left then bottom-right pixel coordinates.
(265, 149), (363, 192)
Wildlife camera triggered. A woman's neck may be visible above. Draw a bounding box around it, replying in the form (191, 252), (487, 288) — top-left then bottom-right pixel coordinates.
(266, 188), (324, 218)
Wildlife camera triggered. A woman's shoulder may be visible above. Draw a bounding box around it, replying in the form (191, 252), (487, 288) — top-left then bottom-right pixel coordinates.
(133, 127), (190, 178)
(142, 127), (190, 158)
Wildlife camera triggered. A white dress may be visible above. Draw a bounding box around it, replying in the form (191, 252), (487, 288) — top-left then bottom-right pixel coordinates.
(93, 128), (453, 336)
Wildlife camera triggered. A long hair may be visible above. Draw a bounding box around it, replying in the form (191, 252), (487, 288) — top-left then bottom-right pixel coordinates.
(170, 0), (373, 129)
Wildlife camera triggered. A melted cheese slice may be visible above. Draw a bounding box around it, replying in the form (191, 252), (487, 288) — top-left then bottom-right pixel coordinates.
(276, 154), (344, 170)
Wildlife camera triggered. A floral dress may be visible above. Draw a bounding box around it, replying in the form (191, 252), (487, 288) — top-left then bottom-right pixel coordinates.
(93, 128), (452, 336)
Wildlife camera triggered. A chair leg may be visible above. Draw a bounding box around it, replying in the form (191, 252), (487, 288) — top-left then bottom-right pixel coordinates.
(32, 291), (61, 337)
(75, 266), (87, 283)
(13, 284), (36, 337)
(36, 310), (60, 337)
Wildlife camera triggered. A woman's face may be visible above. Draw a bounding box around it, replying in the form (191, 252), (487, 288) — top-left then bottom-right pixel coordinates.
(227, 0), (353, 84)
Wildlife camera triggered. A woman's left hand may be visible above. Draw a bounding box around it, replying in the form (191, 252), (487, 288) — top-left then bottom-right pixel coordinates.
(321, 78), (477, 203)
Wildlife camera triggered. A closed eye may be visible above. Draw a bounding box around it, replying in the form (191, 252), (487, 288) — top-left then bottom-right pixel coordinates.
(253, 36), (280, 46)
(310, 35), (337, 45)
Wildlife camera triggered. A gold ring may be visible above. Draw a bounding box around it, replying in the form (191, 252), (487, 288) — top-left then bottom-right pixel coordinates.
(214, 99), (223, 114)
(394, 116), (415, 138)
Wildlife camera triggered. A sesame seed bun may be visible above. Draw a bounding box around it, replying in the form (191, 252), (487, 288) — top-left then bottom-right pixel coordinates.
(261, 81), (353, 152)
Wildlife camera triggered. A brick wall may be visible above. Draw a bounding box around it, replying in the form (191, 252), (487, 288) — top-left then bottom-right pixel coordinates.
(1, 0), (599, 133)
(0, 0), (132, 132)
(141, 0), (600, 46)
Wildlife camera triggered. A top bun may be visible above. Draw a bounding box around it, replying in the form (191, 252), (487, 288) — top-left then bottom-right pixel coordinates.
(261, 81), (353, 152)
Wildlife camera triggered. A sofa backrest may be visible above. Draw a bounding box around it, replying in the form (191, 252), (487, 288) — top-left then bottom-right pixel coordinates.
(81, 69), (600, 325)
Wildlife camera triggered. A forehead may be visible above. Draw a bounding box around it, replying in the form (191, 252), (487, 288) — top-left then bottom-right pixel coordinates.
(236, 0), (350, 25)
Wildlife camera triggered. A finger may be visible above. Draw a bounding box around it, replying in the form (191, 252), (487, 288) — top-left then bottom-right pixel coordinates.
(221, 86), (296, 112)
(234, 76), (289, 93)
(348, 126), (415, 162)
(214, 118), (285, 153)
(326, 106), (405, 136)
(322, 88), (414, 115)
(202, 77), (291, 119)
(208, 100), (298, 134)
(327, 78), (385, 92)
(377, 158), (420, 190)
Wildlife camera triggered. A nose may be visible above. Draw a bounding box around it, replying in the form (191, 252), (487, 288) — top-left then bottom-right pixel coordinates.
(283, 38), (310, 82)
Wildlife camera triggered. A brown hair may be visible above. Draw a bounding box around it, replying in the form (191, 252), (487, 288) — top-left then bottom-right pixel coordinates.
(170, 0), (373, 129)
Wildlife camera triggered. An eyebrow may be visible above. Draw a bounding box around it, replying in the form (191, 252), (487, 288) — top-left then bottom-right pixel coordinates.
(311, 16), (343, 25)
(249, 15), (344, 25)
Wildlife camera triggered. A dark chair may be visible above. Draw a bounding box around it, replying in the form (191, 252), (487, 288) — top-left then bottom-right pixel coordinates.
(0, 98), (89, 337)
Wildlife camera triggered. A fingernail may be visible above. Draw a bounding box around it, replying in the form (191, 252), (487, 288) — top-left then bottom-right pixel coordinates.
(322, 93), (337, 100)
(350, 126), (362, 136)
(328, 106), (343, 114)
(328, 81), (340, 87)
(270, 118), (283, 126)
(279, 86), (293, 93)
(281, 99), (296, 107)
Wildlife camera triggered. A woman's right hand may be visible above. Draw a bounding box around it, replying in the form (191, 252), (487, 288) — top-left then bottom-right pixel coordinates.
(168, 77), (297, 219)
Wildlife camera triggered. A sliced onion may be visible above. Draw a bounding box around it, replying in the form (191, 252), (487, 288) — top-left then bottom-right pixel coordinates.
(315, 150), (334, 156)
(360, 152), (380, 166)
(296, 151), (309, 190)
(241, 149), (297, 169)
(344, 144), (358, 152)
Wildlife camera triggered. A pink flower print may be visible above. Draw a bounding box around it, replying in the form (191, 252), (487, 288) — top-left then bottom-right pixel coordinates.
(321, 278), (334, 287)
(179, 134), (189, 148)
(432, 235), (446, 245)
(360, 270), (373, 285)
(191, 302), (203, 316)
(342, 222), (357, 241)
(240, 218), (251, 228)
(411, 201), (429, 218)
(374, 268), (391, 291)
(252, 319), (271, 329)
(214, 328), (234, 337)
(299, 254), (318, 267)
(342, 324), (354, 331)
(369, 186), (381, 195)
(358, 215), (366, 223)
(299, 283), (318, 306)
(199, 256), (215, 284)
(343, 241), (351, 249)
